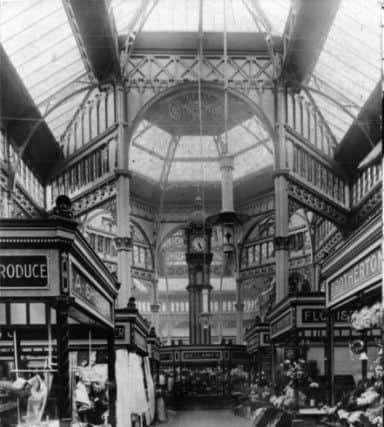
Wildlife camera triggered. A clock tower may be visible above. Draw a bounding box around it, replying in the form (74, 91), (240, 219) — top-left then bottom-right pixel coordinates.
(185, 196), (213, 345)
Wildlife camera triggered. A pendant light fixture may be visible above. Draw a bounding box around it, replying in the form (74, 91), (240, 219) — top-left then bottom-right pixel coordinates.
(207, 0), (249, 258)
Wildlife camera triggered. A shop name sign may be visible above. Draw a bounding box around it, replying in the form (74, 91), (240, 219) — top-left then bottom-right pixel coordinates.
(329, 248), (382, 303)
(182, 351), (221, 361)
(0, 256), (48, 287)
(270, 311), (292, 337)
(302, 309), (354, 323)
(71, 266), (112, 323)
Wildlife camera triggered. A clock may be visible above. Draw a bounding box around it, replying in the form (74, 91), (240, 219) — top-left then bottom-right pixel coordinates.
(191, 236), (206, 252)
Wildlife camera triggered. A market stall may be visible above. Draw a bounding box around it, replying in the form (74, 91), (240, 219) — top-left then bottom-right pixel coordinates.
(320, 212), (383, 426)
(245, 320), (272, 384)
(0, 217), (118, 427)
(159, 343), (250, 399)
(147, 327), (161, 386)
(114, 298), (155, 427)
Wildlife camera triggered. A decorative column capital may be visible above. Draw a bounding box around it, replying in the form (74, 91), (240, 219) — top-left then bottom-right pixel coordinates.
(272, 168), (290, 178)
(115, 168), (132, 179)
(150, 303), (161, 313)
(114, 236), (132, 251)
(219, 155), (234, 171)
(274, 236), (290, 251)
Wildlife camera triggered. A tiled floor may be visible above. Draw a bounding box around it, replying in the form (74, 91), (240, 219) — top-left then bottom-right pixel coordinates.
(155, 409), (251, 427)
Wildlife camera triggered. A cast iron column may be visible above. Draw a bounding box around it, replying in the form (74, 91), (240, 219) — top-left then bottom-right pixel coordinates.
(150, 277), (161, 333)
(274, 85), (290, 302)
(107, 332), (116, 427)
(56, 297), (72, 427)
(325, 308), (335, 405)
(115, 83), (133, 308)
(235, 275), (244, 344)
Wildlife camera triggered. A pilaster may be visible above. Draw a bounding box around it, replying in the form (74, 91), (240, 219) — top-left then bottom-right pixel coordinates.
(274, 85), (290, 302)
(235, 276), (244, 344)
(115, 83), (133, 308)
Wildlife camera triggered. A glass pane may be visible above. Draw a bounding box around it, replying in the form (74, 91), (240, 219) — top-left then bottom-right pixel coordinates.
(10, 303), (27, 324)
(29, 303), (46, 324)
(0, 304), (6, 324)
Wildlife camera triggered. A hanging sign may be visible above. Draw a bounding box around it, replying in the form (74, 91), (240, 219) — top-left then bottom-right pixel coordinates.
(328, 248), (382, 304)
(270, 310), (292, 339)
(0, 256), (48, 288)
(71, 265), (113, 324)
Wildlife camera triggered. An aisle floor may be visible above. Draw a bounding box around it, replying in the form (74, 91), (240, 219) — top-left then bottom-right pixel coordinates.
(155, 409), (251, 427)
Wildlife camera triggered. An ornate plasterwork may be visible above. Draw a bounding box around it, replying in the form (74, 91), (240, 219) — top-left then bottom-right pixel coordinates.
(72, 178), (116, 217)
(352, 186), (382, 227)
(287, 179), (348, 225)
(314, 230), (344, 264)
(0, 168), (41, 218)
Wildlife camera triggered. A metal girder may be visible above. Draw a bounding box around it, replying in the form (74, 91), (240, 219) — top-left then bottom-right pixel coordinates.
(159, 136), (180, 190)
(241, 0), (281, 80)
(239, 120), (273, 155)
(0, 44), (62, 182)
(213, 135), (224, 157)
(121, 0), (159, 75)
(287, 177), (349, 228)
(63, 0), (121, 83)
(281, 0), (341, 84)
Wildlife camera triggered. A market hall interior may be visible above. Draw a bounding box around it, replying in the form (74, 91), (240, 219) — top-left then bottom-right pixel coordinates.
(0, 0), (382, 427)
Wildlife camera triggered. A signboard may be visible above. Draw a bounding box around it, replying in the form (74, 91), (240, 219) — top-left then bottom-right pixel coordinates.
(270, 310), (292, 338)
(160, 352), (173, 362)
(301, 309), (353, 324)
(328, 248), (382, 304)
(71, 265), (113, 324)
(114, 325), (125, 339)
(0, 256), (48, 288)
(182, 351), (221, 361)
(134, 331), (148, 352)
(261, 332), (270, 345)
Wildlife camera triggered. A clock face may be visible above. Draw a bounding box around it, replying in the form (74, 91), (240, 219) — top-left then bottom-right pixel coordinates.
(191, 236), (206, 252)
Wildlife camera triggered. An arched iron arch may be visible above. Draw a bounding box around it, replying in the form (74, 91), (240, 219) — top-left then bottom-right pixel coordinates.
(125, 81), (277, 161)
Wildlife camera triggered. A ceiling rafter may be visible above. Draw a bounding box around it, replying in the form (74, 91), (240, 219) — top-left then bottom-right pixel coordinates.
(241, 0), (281, 79)
(213, 135), (224, 157)
(62, 0), (95, 82)
(238, 121), (273, 155)
(121, 0), (159, 75)
(159, 135), (180, 190)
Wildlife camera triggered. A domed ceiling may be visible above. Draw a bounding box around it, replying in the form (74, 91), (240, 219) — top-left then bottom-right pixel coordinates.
(129, 87), (274, 188)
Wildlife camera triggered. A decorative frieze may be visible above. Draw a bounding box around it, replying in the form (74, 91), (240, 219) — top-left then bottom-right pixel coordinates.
(125, 54), (274, 90)
(287, 179), (348, 225)
(72, 178), (117, 216)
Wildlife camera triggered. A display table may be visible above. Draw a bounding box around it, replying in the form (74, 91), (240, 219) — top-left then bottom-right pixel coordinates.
(0, 401), (17, 413)
(297, 408), (329, 427)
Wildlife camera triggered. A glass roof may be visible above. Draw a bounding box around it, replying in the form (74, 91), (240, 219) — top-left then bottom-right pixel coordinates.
(129, 117), (274, 183)
(0, 0), (91, 140)
(309, 0), (381, 142)
(112, 0), (291, 35)
(0, 0), (380, 159)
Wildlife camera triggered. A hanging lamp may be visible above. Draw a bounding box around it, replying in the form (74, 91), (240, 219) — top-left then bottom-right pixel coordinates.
(207, 0), (249, 256)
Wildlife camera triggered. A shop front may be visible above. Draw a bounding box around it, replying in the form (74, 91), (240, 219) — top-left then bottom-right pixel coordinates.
(323, 213), (383, 406)
(0, 218), (118, 427)
(244, 321), (272, 384)
(267, 293), (328, 389)
(159, 344), (250, 399)
(114, 298), (155, 427)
